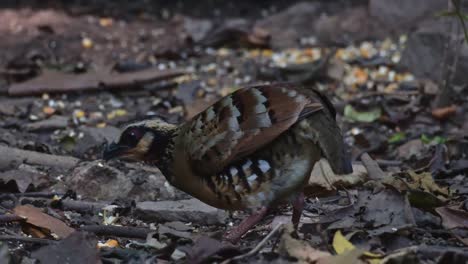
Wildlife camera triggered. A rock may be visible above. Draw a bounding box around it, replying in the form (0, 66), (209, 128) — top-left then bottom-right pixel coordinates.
(369, 0), (446, 33)
(67, 161), (187, 202)
(73, 126), (120, 158)
(396, 139), (426, 160)
(255, 2), (322, 49)
(25, 115), (68, 132)
(182, 16), (213, 43)
(67, 161), (134, 201)
(126, 168), (189, 201)
(314, 7), (386, 45)
(136, 199), (227, 225)
(399, 19), (468, 85)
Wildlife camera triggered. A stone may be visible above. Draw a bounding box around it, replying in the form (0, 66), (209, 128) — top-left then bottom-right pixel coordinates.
(67, 161), (134, 201)
(314, 7), (386, 45)
(136, 199), (227, 225)
(255, 2), (322, 49)
(396, 139), (426, 160)
(67, 161), (188, 202)
(369, 0), (446, 33)
(399, 19), (468, 86)
(73, 126), (120, 158)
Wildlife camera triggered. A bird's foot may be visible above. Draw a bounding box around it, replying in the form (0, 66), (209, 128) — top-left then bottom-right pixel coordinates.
(223, 206), (269, 244)
(291, 192), (305, 230)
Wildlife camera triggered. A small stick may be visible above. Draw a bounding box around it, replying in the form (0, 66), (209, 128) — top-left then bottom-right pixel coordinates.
(0, 235), (55, 245)
(0, 145), (80, 170)
(79, 225), (153, 239)
(53, 199), (109, 214)
(221, 223), (284, 264)
(13, 192), (66, 198)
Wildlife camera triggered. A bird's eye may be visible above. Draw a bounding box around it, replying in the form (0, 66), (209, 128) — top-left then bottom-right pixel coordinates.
(120, 127), (143, 146)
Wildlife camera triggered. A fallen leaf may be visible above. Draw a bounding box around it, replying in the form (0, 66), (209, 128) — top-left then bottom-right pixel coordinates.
(306, 159), (367, 194)
(388, 132), (406, 144)
(279, 224), (331, 264)
(0, 170), (49, 193)
(13, 205), (75, 239)
(435, 206), (468, 229)
(406, 171), (449, 197)
(421, 134), (446, 145)
(98, 239), (119, 248)
(332, 230), (382, 264)
(344, 105), (381, 123)
(431, 105), (457, 120)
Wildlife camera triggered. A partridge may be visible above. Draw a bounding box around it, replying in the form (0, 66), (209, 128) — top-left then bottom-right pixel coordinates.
(103, 83), (352, 243)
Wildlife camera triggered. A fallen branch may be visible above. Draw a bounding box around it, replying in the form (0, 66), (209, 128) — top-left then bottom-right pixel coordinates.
(8, 68), (187, 96)
(53, 199), (109, 214)
(0, 145), (80, 170)
(0, 235), (56, 245)
(361, 153), (386, 180)
(13, 192), (66, 198)
(79, 225), (153, 239)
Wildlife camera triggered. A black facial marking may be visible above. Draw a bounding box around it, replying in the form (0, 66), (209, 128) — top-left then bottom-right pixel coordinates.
(236, 163), (251, 192)
(251, 159), (265, 182)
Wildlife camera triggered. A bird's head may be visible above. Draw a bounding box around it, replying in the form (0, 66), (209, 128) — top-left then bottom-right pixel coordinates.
(103, 119), (177, 162)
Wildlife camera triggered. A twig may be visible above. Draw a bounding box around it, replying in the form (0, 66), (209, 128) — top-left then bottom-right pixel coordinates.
(361, 153), (386, 180)
(8, 68), (187, 96)
(79, 225), (153, 239)
(375, 159), (402, 167)
(0, 214), (24, 224)
(0, 145), (80, 170)
(0, 235), (56, 245)
(52, 199), (109, 214)
(221, 223), (284, 264)
(13, 192), (66, 198)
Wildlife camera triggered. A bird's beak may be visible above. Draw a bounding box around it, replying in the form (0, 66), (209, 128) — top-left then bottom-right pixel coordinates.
(102, 142), (129, 161)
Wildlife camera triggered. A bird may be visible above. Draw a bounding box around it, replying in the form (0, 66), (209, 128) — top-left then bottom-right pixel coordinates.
(103, 83), (352, 243)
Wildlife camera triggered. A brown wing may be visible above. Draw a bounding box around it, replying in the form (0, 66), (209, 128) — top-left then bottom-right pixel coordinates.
(181, 83), (324, 176)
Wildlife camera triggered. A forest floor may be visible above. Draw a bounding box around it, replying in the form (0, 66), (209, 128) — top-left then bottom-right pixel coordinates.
(0, 1), (467, 263)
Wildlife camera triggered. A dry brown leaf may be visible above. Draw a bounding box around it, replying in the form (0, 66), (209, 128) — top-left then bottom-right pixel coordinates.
(435, 206), (468, 229)
(279, 224), (331, 264)
(431, 105), (457, 120)
(306, 159), (367, 195)
(14, 205), (75, 239)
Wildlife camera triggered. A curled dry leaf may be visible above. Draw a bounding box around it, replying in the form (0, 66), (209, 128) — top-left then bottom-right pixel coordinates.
(279, 224), (331, 264)
(306, 159), (367, 194)
(13, 205), (75, 239)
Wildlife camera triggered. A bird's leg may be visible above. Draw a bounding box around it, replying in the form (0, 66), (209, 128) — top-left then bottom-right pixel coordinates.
(224, 206), (269, 244)
(291, 192), (305, 229)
